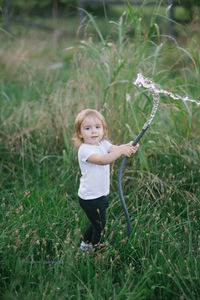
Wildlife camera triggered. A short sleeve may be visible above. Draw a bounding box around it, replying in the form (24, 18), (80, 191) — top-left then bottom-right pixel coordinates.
(101, 139), (112, 153)
(78, 145), (97, 163)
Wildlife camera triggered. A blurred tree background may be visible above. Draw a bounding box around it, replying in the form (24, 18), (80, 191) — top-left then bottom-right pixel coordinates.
(1, 0), (200, 36)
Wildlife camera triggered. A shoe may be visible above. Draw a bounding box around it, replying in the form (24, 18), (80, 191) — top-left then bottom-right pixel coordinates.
(80, 241), (93, 251)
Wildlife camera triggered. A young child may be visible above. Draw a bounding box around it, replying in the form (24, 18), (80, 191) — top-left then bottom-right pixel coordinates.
(74, 108), (139, 251)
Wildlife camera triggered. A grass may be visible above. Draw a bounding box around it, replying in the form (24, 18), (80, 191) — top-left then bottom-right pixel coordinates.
(0, 3), (200, 300)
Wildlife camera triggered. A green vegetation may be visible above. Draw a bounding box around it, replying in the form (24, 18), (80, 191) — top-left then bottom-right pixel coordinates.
(0, 3), (200, 300)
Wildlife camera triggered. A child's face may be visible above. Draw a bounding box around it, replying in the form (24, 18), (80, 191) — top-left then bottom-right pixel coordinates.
(79, 115), (104, 145)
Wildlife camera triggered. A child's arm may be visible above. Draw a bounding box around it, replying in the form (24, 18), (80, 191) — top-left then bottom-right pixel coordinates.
(109, 142), (135, 153)
(87, 142), (139, 165)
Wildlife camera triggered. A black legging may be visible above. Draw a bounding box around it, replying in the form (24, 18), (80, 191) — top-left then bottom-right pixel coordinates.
(78, 195), (109, 246)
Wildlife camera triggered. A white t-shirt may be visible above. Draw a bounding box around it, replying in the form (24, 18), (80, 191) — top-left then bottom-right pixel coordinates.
(78, 139), (112, 200)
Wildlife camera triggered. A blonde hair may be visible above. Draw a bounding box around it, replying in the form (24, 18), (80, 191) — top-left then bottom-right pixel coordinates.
(73, 109), (108, 148)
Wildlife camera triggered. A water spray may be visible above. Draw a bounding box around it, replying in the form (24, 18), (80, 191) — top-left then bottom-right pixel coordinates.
(118, 73), (200, 241)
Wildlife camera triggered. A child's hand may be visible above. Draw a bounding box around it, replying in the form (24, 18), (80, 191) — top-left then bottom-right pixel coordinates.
(129, 141), (139, 152)
(120, 142), (139, 157)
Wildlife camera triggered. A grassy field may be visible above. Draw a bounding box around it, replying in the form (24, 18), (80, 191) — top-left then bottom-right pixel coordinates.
(0, 3), (200, 300)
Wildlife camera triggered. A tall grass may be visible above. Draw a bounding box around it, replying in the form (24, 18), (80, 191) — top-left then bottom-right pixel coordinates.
(0, 4), (200, 300)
